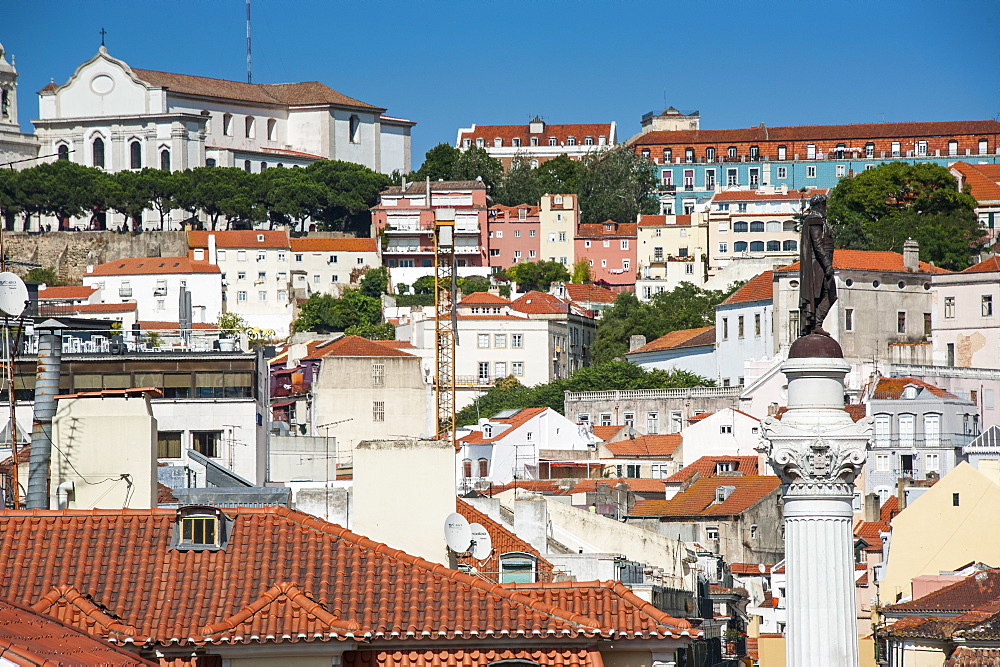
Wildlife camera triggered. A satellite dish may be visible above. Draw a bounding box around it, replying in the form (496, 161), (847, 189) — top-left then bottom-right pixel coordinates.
(0, 273), (27, 318)
(443, 512), (472, 553)
(469, 522), (492, 561)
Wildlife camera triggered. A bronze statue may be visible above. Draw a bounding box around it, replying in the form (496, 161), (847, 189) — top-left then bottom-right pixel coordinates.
(799, 193), (837, 336)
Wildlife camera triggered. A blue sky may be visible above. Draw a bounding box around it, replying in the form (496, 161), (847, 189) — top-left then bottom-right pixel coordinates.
(3, 0), (999, 167)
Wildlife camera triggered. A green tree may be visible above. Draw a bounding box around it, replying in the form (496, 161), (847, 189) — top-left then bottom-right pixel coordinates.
(459, 275), (492, 296)
(358, 266), (389, 298)
(104, 170), (151, 230)
(570, 259), (592, 283)
(591, 283), (736, 364)
(177, 167), (244, 230)
(451, 146), (503, 192)
(536, 154), (585, 195)
(410, 143), (460, 181)
(24, 266), (62, 286)
(828, 162), (981, 270)
(305, 160), (391, 234)
(493, 155), (541, 207)
(24, 161), (107, 230)
(217, 312), (251, 338)
(577, 147), (658, 225)
(258, 167), (325, 230)
(291, 289), (383, 333)
(345, 322), (396, 340)
(503, 260), (570, 292)
(412, 275), (436, 295)
(138, 168), (179, 230)
(0, 168), (24, 231)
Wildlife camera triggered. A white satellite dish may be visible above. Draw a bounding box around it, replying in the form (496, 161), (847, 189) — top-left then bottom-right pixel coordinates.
(0, 273), (27, 318)
(443, 512), (472, 553)
(469, 522), (492, 561)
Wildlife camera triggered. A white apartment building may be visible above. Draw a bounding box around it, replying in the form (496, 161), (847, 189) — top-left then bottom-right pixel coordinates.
(83, 256), (222, 325)
(288, 237), (381, 297)
(188, 230), (294, 335)
(715, 271), (774, 387)
(680, 409), (763, 467)
(538, 193), (579, 266)
(635, 212), (709, 299)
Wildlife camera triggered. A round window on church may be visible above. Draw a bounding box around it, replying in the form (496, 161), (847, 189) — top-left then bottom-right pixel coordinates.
(90, 74), (115, 95)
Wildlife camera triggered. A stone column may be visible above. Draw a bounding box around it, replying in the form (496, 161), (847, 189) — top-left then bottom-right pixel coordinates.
(761, 335), (871, 667)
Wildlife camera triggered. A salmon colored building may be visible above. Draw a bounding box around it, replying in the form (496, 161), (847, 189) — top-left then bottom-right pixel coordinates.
(487, 204), (540, 269)
(574, 221), (638, 290)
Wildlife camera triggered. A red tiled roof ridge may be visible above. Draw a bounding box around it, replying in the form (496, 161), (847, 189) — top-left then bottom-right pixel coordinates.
(305, 335), (416, 359)
(32, 584), (140, 636)
(627, 326), (715, 354)
(776, 249), (951, 274)
(199, 581), (364, 636)
(722, 271), (773, 304)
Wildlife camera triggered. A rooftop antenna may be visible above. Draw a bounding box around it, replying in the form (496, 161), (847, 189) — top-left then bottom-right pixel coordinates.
(246, 0), (252, 83)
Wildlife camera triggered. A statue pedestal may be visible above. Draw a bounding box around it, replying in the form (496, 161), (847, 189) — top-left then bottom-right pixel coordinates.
(762, 336), (871, 667)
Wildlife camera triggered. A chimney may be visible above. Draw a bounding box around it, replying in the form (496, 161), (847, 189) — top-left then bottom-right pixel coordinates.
(208, 233), (217, 266)
(514, 496), (548, 554)
(903, 238), (919, 272)
(629, 334), (647, 352)
(864, 493), (881, 523)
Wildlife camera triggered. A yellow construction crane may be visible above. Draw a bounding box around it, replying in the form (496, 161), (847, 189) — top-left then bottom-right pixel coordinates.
(433, 208), (457, 448)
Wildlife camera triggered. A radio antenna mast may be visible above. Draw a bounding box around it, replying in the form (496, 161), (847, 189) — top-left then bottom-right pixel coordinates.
(246, 0), (252, 83)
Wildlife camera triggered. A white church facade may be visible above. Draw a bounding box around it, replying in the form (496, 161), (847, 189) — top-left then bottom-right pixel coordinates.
(33, 47), (413, 178)
(0, 42), (40, 170)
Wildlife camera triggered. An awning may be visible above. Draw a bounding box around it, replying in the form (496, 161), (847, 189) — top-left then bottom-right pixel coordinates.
(271, 400), (295, 408)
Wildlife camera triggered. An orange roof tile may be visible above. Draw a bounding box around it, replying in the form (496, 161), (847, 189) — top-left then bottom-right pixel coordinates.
(458, 408), (548, 444)
(492, 204), (541, 217)
(777, 249), (950, 274)
(872, 376), (958, 400)
(36, 285), (96, 301)
(132, 68), (382, 110)
(187, 230), (290, 249)
(289, 237), (378, 252)
(511, 291), (569, 315)
(604, 434), (681, 458)
(0, 506), (696, 648)
(39, 302), (138, 316)
(0, 597), (155, 666)
(713, 188), (827, 202)
(629, 476), (781, 518)
(730, 563), (773, 575)
(455, 499), (554, 583)
(591, 425), (627, 442)
(665, 456), (761, 483)
(687, 412), (713, 422)
(458, 292), (511, 306)
(458, 122), (615, 145)
(963, 256), (1000, 273)
(87, 257), (220, 276)
(576, 222), (638, 238)
(305, 335), (416, 359)
(638, 215), (667, 227)
(346, 648), (602, 667)
(887, 570), (1000, 614)
(563, 283), (617, 304)
(722, 271), (773, 305)
(56, 387), (163, 400)
(952, 162), (1000, 204)
(627, 326), (715, 354)
(488, 478), (667, 496)
(632, 120), (1000, 147)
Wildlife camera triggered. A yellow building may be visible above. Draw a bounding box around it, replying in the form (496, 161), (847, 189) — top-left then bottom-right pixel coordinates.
(635, 212), (709, 300)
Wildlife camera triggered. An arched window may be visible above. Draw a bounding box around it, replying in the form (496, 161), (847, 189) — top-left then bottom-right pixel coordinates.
(865, 142), (875, 158)
(734, 241), (748, 253)
(733, 221), (748, 233)
(766, 240), (781, 251)
(750, 241), (765, 252)
(276, 163), (283, 168)
(663, 148), (672, 162)
(245, 116), (255, 138)
(160, 149), (170, 171)
(727, 146), (737, 159)
(749, 145), (759, 159)
(979, 138), (989, 155)
(462, 459), (472, 478)
(705, 146), (715, 160)
(478, 458), (489, 478)
(222, 113), (233, 136)
(783, 239), (798, 251)
(244, 160), (251, 172)
(494, 137), (502, 147)
(57, 144), (69, 161)
(266, 118), (277, 141)
(129, 140), (142, 169)
(948, 140), (958, 156)
(349, 115), (361, 143)
(766, 221), (781, 232)
(641, 148), (650, 159)
(92, 137), (105, 168)
(783, 220), (797, 232)
(685, 147), (694, 162)
(261, 162), (267, 171)
(835, 143), (846, 159)
(777, 145), (787, 160)
(205, 158), (217, 168)
(750, 221), (764, 232)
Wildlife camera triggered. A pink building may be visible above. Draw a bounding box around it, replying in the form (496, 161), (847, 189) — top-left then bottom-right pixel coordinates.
(574, 221), (637, 290)
(487, 204), (540, 270)
(371, 180), (488, 268)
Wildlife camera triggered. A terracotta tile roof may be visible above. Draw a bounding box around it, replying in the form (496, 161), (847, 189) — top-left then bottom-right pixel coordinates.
(132, 68), (382, 110)
(628, 475), (781, 518)
(887, 570), (1000, 615)
(0, 597), (155, 665)
(576, 222), (638, 238)
(946, 646), (1000, 666)
(722, 271), (773, 304)
(157, 482), (177, 505)
(627, 326), (715, 354)
(488, 478), (667, 496)
(381, 181), (486, 195)
(777, 249), (950, 274)
(36, 285), (96, 301)
(638, 215), (666, 227)
(346, 648), (602, 667)
(39, 302), (138, 316)
(963, 256), (1000, 273)
(632, 120), (1000, 147)
(604, 434), (681, 458)
(458, 292), (511, 306)
(458, 123), (615, 145)
(455, 500), (554, 583)
(188, 230), (290, 249)
(591, 425), (627, 442)
(375, 340), (415, 349)
(872, 376), (958, 400)
(951, 162), (1000, 204)
(56, 387), (163, 401)
(270, 338), (337, 366)
(0, 507), (696, 648)
(687, 412), (713, 422)
(458, 408), (548, 444)
(87, 257), (220, 276)
(713, 188), (827, 202)
(256, 146), (327, 159)
(730, 563), (772, 575)
(492, 204), (540, 217)
(289, 237), (378, 252)
(511, 291), (569, 315)
(665, 456), (762, 483)
(564, 283), (617, 304)
(305, 335), (416, 359)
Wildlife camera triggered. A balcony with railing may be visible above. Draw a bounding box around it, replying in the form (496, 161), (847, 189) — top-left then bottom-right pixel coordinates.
(119, 287), (133, 298)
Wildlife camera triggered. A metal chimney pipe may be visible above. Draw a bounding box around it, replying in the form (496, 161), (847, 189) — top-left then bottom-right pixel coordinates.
(27, 331), (61, 509)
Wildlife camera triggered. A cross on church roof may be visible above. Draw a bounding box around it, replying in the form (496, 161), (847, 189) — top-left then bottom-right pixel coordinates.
(100, 27), (107, 47)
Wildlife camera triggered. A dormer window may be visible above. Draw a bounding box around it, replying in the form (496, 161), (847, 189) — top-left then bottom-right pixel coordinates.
(494, 137), (502, 147)
(257, 234), (265, 242)
(483, 424), (493, 438)
(512, 138), (521, 147)
(903, 386), (917, 399)
(172, 506), (230, 551)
